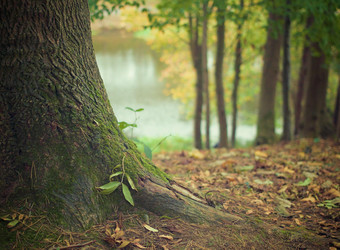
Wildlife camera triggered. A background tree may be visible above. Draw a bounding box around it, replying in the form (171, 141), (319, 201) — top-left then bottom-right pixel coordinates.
(231, 0), (244, 147)
(298, 0), (339, 138)
(214, 0), (229, 148)
(280, 0), (291, 141)
(255, 2), (283, 145)
(0, 0), (239, 231)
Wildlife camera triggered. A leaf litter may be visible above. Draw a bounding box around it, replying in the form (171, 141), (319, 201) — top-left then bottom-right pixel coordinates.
(1, 139), (339, 249)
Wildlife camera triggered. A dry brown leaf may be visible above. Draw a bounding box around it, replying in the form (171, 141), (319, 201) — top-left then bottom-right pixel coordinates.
(159, 235), (174, 240)
(301, 195), (316, 203)
(326, 188), (340, 197)
(251, 199), (264, 206)
(117, 240), (130, 249)
(246, 209), (253, 215)
(282, 166), (295, 174)
(294, 218), (301, 225)
(255, 151), (268, 159)
(278, 185), (288, 193)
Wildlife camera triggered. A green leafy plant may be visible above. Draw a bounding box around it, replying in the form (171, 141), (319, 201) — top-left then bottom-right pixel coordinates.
(317, 197), (340, 209)
(118, 107), (144, 138)
(118, 107), (169, 160)
(96, 154), (137, 206)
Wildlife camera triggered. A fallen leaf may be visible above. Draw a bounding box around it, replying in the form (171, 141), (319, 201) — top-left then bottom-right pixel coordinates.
(188, 149), (205, 160)
(143, 224), (159, 233)
(296, 178), (312, 186)
(301, 195), (316, 203)
(118, 240), (130, 248)
(326, 188), (340, 197)
(282, 166), (295, 174)
(159, 235), (174, 240)
(255, 151), (268, 159)
(294, 218), (301, 225)
(278, 185), (288, 193)
(246, 209), (253, 214)
(133, 242), (146, 249)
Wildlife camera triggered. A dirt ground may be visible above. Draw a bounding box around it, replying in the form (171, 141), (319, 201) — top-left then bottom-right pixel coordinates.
(2, 139), (339, 249)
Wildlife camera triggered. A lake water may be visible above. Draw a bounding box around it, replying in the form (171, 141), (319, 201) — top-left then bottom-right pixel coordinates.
(93, 30), (256, 144)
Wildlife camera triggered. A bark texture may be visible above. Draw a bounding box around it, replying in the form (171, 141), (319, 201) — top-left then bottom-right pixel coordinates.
(281, 0), (291, 141)
(231, 0), (244, 148)
(300, 45), (330, 138)
(202, 2), (210, 149)
(215, 3), (228, 148)
(0, 0), (240, 231)
(189, 15), (203, 149)
(294, 17), (312, 136)
(255, 12), (282, 145)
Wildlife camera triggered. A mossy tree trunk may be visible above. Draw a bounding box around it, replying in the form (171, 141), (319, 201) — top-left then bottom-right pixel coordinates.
(255, 11), (282, 145)
(0, 0), (240, 231)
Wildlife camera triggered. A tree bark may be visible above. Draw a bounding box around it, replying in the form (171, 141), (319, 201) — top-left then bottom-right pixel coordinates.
(189, 15), (204, 149)
(300, 44), (330, 138)
(336, 77), (340, 140)
(231, 0), (244, 148)
(0, 0), (240, 231)
(202, 1), (210, 149)
(255, 12), (282, 145)
(215, 2), (228, 148)
(281, 0), (292, 141)
(294, 17), (312, 136)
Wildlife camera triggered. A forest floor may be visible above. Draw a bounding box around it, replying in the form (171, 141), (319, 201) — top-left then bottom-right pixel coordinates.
(3, 139), (339, 249)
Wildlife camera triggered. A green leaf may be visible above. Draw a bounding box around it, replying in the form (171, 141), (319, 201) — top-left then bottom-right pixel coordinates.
(144, 144), (152, 160)
(254, 179), (273, 185)
(296, 177), (312, 186)
(118, 121), (137, 130)
(7, 220), (19, 228)
(97, 181), (121, 195)
(125, 107), (135, 112)
(122, 183), (134, 206)
(126, 174), (137, 191)
(109, 171), (123, 180)
(135, 108), (144, 112)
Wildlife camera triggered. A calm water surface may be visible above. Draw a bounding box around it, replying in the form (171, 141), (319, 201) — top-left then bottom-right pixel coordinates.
(93, 30), (256, 144)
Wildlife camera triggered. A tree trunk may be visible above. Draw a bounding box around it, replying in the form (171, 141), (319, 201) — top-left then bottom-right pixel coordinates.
(334, 78), (340, 139)
(202, 1), (210, 149)
(281, 0), (292, 141)
(336, 77), (340, 140)
(300, 44), (330, 138)
(189, 15), (204, 149)
(294, 17), (312, 136)
(294, 44), (310, 136)
(0, 0), (240, 231)
(215, 2), (228, 148)
(255, 12), (282, 145)
(231, 0), (244, 148)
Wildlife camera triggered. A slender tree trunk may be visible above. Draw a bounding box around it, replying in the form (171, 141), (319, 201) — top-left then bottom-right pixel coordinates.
(294, 17), (312, 136)
(300, 44), (330, 138)
(255, 12), (282, 145)
(281, 0), (291, 141)
(0, 0), (240, 231)
(336, 77), (340, 140)
(215, 2), (228, 148)
(202, 1), (210, 149)
(294, 44), (310, 136)
(189, 15), (203, 149)
(334, 78), (340, 132)
(231, 0), (244, 148)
